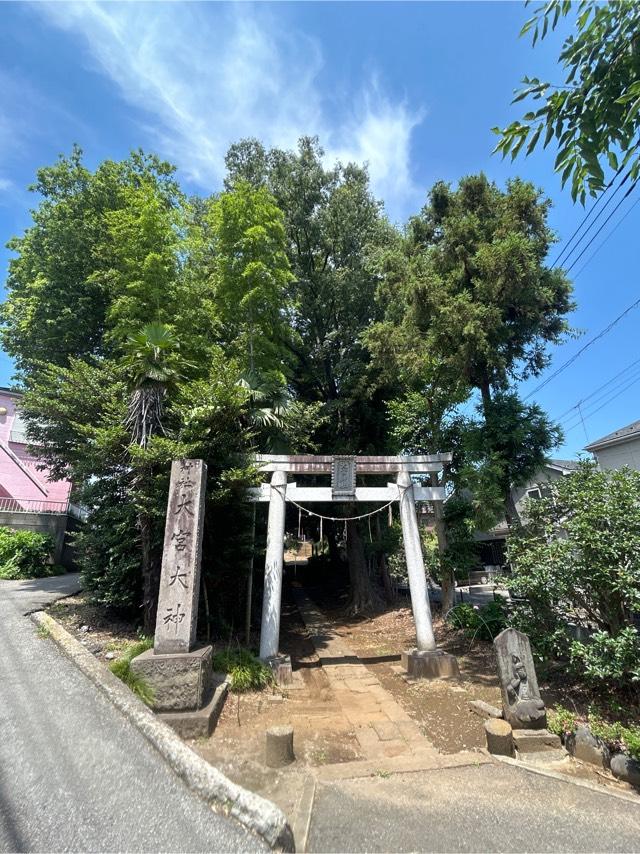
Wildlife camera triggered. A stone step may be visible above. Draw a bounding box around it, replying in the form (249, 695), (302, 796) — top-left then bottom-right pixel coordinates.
(512, 729), (562, 753)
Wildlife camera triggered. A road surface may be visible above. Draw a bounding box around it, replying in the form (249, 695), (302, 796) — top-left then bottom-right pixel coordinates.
(0, 574), (264, 853)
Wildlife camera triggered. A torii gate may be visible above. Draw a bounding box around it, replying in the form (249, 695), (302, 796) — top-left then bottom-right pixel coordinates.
(250, 453), (460, 679)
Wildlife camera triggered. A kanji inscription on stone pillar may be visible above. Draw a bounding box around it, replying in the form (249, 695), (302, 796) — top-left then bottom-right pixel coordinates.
(154, 459), (207, 654)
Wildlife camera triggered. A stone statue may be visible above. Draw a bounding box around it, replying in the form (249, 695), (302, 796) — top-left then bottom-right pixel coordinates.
(494, 628), (546, 729)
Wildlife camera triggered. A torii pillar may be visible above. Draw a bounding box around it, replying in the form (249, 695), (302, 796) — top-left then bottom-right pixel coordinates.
(398, 470), (460, 679)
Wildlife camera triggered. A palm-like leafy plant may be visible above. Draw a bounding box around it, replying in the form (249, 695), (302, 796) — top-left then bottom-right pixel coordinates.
(122, 322), (186, 447)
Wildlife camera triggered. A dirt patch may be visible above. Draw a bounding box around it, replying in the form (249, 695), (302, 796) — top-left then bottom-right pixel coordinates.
(47, 594), (140, 659)
(320, 598), (502, 753)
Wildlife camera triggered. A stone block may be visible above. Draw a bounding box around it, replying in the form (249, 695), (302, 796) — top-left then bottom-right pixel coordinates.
(469, 699), (503, 719)
(159, 679), (228, 739)
(484, 718), (513, 757)
(266, 725), (295, 768)
(129, 644), (214, 712)
(512, 728), (562, 754)
(567, 725), (610, 768)
(402, 648), (460, 680)
(265, 654), (293, 686)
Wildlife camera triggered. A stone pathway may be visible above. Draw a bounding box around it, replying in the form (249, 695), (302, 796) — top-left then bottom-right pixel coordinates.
(291, 590), (489, 781)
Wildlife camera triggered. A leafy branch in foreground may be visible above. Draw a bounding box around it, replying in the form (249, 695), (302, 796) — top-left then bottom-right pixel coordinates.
(494, 1), (640, 202)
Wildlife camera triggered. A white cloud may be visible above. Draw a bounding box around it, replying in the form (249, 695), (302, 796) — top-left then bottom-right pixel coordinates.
(0, 178), (14, 193)
(37, 1), (424, 221)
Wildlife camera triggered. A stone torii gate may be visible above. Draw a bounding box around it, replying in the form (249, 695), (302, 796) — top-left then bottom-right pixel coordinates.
(250, 453), (460, 679)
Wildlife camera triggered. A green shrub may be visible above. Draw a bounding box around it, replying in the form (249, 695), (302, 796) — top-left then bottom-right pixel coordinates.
(109, 637), (154, 705)
(508, 462), (640, 694)
(547, 704), (578, 738)
(446, 597), (508, 641)
(0, 527), (60, 580)
(212, 647), (273, 692)
(570, 627), (640, 688)
(446, 603), (479, 632)
(588, 713), (640, 762)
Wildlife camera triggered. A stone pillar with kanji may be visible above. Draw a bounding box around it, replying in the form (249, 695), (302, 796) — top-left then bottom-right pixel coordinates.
(130, 459), (226, 737)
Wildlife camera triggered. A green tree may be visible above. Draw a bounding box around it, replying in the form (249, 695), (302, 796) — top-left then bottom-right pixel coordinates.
(494, 1), (640, 202)
(508, 461), (640, 695)
(1, 146), (181, 377)
(208, 181), (293, 388)
(368, 176), (570, 604)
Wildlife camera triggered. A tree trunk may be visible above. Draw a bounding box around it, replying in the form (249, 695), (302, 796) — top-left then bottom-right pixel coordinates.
(140, 511), (161, 634)
(346, 519), (382, 615)
(375, 514), (395, 604)
(326, 523), (343, 567)
(504, 490), (521, 528)
(430, 472), (455, 613)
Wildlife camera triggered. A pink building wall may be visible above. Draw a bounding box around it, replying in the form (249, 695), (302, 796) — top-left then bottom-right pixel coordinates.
(0, 389), (72, 510)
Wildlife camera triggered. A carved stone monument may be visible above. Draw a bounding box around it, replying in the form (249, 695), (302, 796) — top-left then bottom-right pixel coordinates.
(131, 460), (226, 737)
(493, 628), (546, 730)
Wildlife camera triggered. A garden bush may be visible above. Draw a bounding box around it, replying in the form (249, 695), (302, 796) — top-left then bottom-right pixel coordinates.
(0, 527), (60, 580)
(508, 461), (640, 696)
(212, 647), (273, 692)
(446, 597), (508, 641)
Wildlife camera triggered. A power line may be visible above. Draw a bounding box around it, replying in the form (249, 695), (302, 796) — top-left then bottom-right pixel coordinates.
(524, 296), (640, 401)
(573, 195), (640, 280)
(551, 166), (628, 269)
(556, 355), (640, 421)
(560, 362), (640, 431)
(562, 373), (640, 436)
(565, 179), (638, 274)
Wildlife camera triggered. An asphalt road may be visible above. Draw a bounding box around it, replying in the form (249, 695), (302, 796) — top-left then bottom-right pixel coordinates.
(0, 574), (264, 853)
(309, 764), (640, 852)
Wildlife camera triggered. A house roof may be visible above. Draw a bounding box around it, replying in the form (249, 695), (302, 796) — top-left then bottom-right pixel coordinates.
(0, 387), (22, 399)
(548, 458), (579, 472)
(584, 419), (640, 452)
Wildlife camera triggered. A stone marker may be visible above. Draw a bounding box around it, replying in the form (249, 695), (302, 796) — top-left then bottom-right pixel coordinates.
(484, 718), (513, 756)
(131, 460), (224, 738)
(493, 628), (546, 729)
(266, 725), (295, 768)
(154, 459), (207, 655)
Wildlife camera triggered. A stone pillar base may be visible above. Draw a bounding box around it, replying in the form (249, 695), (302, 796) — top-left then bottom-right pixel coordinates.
(402, 648), (460, 680)
(159, 679), (228, 739)
(130, 644), (214, 712)
(264, 654), (293, 686)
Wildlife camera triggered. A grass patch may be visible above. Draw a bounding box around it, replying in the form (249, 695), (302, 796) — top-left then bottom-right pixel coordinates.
(109, 637), (154, 705)
(212, 647), (273, 693)
(36, 623), (51, 639)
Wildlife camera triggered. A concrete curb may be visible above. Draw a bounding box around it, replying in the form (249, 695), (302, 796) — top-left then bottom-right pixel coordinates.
(32, 610), (294, 852)
(488, 751), (640, 806)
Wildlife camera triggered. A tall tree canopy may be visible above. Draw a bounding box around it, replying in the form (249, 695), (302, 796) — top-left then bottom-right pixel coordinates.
(495, 0), (640, 202)
(225, 136), (395, 453)
(368, 174), (572, 532)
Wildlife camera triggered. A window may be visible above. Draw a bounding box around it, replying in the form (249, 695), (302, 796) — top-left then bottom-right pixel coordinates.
(526, 487), (542, 500)
(10, 410), (28, 444)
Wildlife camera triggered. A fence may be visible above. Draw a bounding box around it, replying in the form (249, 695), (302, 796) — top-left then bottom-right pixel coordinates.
(0, 497), (74, 515)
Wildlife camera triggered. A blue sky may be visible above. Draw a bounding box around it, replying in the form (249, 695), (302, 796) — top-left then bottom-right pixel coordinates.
(0, 1), (638, 458)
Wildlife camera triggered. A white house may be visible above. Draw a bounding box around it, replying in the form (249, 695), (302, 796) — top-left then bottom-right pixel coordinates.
(474, 459), (578, 568)
(584, 419), (640, 471)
